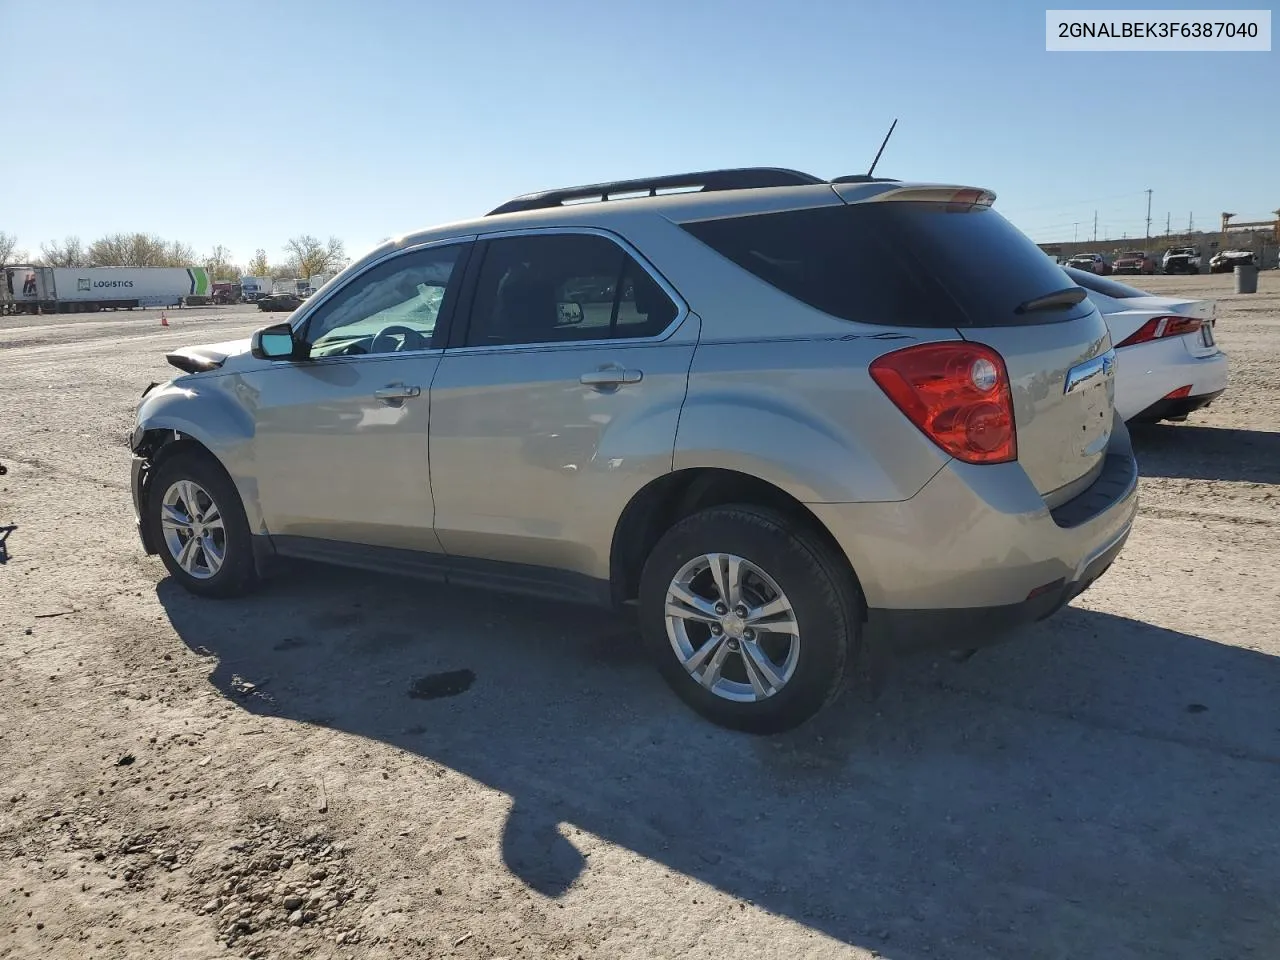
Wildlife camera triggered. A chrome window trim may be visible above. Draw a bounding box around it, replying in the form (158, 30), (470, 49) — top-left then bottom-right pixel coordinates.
(276, 236), (478, 365)
(282, 347), (447, 369)
(447, 225), (691, 356)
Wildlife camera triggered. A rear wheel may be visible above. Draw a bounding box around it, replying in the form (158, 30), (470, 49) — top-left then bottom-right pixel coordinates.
(638, 505), (858, 733)
(146, 450), (258, 598)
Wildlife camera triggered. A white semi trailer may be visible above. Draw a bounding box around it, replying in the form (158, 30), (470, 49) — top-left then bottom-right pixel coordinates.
(271, 275), (334, 297)
(3, 265), (211, 314)
(239, 276), (272, 302)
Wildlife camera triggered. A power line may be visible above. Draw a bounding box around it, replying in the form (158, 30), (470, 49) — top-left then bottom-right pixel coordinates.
(1001, 189), (1150, 215)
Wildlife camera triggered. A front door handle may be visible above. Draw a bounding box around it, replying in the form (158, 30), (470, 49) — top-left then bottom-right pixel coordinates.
(580, 367), (643, 388)
(374, 384), (421, 401)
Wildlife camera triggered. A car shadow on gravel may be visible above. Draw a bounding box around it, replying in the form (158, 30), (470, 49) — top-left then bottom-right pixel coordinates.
(1131, 422), (1280, 484)
(158, 566), (1280, 959)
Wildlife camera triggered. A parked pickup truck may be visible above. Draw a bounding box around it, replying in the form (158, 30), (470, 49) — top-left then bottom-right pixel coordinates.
(1112, 250), (1156, 275)
(1162, 247), (1201, 274)
(1065, 253), (1111, 275)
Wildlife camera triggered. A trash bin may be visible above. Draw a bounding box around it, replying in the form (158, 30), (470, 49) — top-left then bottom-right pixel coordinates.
(1234, 264), (1258, 294)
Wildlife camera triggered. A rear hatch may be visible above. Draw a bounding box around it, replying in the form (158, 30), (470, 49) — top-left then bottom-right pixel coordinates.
(830, 192), (1115, 501)
(681, 184), (1117, 502)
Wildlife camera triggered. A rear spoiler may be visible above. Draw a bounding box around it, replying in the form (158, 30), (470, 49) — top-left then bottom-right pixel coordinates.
(834, 182), (997, 207)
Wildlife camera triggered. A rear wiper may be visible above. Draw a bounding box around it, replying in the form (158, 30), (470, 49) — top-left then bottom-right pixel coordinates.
(1015, 286), (1088, 314)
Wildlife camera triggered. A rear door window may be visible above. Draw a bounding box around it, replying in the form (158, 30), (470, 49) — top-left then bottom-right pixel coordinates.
(464, 233), (678, 347)
(680, 202), (1091, 328)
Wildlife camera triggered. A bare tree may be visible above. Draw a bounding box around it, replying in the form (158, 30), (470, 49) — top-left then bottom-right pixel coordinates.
(2, 238), (26, 266)
(203, 244), (240, 280)
(326, 236), (350, 274)
(39, 236), (88, 267)
(165, 239), (197, 267)
(283, 235), (347, 278)
(89, 233), (145, 266)
(245, 249), (271, 277)
(84, 233), (198, 267)
(0, 231), (23, 265)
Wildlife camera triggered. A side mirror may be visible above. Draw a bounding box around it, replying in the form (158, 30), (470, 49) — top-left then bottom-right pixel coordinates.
(251, 322), (302, 360)
(556, 301), (584, 325)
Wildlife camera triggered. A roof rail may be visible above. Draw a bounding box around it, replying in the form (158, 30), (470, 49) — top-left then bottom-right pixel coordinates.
(486, 167), (825, 216)
(830, 174), (901, 184)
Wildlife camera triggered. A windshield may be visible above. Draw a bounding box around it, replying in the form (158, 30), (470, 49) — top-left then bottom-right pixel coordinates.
(1064, 266), (1148, 299)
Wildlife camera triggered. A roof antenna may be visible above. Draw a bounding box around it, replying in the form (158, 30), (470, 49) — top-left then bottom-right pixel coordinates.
(866, 118), (898, 177)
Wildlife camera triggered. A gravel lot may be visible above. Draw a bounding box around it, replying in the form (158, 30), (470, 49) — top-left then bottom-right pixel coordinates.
(1, 274), (1278, 960)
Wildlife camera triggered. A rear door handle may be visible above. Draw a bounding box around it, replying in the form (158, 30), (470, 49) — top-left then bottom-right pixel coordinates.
(580, 367), (643, 388)
(374, 384), (421, 401)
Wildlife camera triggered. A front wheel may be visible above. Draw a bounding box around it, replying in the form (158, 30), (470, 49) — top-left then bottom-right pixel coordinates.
(146, 450), (258, 598)
(638, 505), (859, 733)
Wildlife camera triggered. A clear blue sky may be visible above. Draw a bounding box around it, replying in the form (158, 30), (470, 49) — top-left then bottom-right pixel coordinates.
(4, 0), (1275, 266)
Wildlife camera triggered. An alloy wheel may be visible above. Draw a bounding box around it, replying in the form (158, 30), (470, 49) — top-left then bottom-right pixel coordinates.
(159, 479), (226, 580)
(664, 553), (800, 702)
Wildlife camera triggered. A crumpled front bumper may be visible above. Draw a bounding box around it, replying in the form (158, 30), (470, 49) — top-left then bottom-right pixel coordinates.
(131, 456), (159, 556)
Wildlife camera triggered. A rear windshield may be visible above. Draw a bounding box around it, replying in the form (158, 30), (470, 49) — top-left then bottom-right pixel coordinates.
(1064, 266), (1148, 299)
(679, 202), (1088, 328)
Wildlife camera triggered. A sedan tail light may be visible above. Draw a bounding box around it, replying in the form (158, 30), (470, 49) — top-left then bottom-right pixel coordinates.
(1115, 315), (1203, 348)
(869, 342), (1016, 464)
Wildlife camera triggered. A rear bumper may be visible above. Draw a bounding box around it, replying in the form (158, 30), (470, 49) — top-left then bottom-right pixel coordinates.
(808, 422), (1138, 654)
(870, 520), (1130, 654)
(1133, 388), (1225, 423)
(1116, 341), (1228, 422)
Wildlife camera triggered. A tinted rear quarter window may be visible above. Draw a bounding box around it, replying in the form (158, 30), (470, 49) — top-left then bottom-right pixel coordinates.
(681, 203), (1089, 328)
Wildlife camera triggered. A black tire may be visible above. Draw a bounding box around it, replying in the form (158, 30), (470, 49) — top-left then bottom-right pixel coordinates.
(146, 448), (258, 599)
(638, 504), (860, 734)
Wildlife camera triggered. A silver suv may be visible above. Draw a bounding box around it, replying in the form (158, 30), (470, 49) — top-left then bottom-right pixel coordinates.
(131, 167), (1138, 733)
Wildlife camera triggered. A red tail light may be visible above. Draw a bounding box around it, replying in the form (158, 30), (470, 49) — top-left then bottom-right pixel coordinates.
(1115, 315), (1202, 348)
(1163, 385), (1193, 400)
(869, 342), (1016, 464)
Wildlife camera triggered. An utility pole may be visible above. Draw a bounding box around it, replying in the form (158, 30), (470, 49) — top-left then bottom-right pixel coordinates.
(1093, 210), (1098, 241)
(1166, 212), (1171, 236)
(1073, 222), (1079, 243)
(1145, 188), (1153, 240)
(1188, 212), (1194, 232)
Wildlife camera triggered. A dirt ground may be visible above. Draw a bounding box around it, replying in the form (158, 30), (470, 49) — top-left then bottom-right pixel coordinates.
(1, 275), (1277, 960)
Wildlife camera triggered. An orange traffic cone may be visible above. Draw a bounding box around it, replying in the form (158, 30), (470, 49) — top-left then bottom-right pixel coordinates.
(159, 311), (169, 327)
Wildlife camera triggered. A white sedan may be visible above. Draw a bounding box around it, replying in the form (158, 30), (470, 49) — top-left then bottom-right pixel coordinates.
(1064, 267), (1228, 422)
